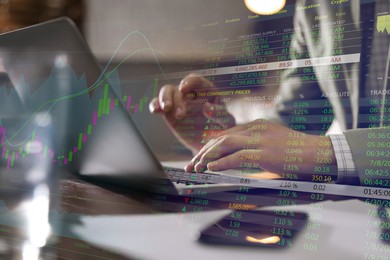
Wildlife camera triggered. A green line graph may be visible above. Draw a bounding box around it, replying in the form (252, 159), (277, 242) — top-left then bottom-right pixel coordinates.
(0, 30), (168, 169)
(1, 31), (168, 148)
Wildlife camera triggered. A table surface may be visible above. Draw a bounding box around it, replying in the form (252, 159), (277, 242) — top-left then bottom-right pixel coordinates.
(0, 172), (389, 259)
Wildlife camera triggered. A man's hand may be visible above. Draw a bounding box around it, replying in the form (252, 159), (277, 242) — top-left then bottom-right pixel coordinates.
(149, 74), (235, 154)
(185, 119), (338, 182)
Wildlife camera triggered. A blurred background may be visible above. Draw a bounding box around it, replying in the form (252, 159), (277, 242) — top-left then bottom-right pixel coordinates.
(0, 0), (294, 159)
(0, 0), (263, 61)
(0, 0), (84, 33)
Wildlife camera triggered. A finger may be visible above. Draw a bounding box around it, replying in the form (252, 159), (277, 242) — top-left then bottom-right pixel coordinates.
(149, 97), (162, 113)
(194, 134), (263, 172)
(186, 138), (220, 172)
(173, 86), (187, 119)
(184, 137), (220, 172)
(192, 135), (250, 172)
(159, 84), (176, 112)
(207, 150), (263, 172)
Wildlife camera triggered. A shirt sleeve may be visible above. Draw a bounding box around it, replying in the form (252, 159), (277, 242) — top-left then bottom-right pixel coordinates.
(329, 134), (359, 185)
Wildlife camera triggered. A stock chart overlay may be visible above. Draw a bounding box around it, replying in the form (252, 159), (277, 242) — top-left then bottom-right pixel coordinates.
(0, 0), (389, 257)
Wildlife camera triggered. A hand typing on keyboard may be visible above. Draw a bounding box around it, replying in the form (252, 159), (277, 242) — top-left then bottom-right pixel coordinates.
(184, 119), (337, 182)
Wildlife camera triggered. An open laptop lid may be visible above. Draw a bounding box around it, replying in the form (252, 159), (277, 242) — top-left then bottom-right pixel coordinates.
(0, 18), (166, 188)
(0, 18), (241, 198)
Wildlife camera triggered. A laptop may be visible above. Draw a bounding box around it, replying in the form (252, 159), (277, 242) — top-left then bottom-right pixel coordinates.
(0, 17), (240, 195)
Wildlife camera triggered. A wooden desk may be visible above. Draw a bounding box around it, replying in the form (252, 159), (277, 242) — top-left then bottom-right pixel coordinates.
(0, 172), (371, 259)
(59, 174), (153, 215)
(0, 174), (153, 259)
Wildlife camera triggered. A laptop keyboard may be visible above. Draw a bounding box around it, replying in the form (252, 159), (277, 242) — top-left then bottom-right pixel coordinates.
(163, 167), (220, 185)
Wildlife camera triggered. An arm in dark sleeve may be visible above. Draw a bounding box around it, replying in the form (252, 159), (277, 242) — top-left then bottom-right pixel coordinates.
(267, 0), (329, 134)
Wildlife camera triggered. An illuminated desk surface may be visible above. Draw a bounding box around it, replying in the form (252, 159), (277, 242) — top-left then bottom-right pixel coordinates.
(72, 200), (385, 260)
(0, 173), (388, 259)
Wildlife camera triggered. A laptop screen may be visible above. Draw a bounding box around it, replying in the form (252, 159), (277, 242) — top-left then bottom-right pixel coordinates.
(0, 18), (163, 182)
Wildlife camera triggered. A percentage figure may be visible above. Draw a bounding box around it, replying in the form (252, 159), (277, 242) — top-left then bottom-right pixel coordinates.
(285, 173), (299, 179)
(292, 116), (307, 123)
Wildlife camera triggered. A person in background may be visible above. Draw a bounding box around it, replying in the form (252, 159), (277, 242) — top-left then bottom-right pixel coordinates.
(150, 0), (390, 188)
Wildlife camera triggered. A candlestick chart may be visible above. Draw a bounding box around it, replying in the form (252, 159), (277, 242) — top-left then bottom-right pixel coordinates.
(0, 63), (160, 170)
